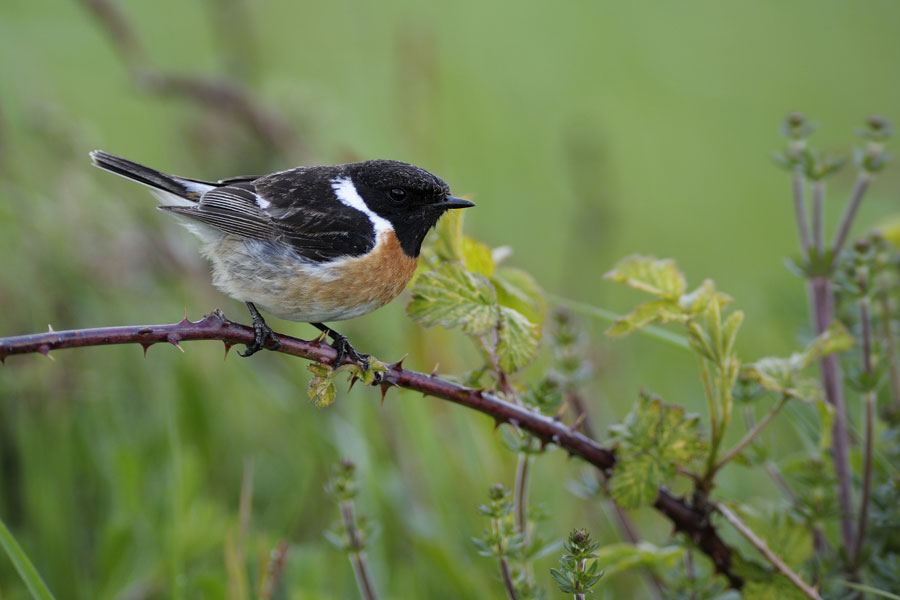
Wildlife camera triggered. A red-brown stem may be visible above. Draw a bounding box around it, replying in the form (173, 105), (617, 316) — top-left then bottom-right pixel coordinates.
(0, 312), (742, 589)
(808, 276), (855, 551)
(851, 297), (875, 568)
(498, 555), (518, 600)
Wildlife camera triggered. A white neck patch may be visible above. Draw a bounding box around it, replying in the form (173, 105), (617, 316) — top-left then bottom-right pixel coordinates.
(331, 177), (392, 236)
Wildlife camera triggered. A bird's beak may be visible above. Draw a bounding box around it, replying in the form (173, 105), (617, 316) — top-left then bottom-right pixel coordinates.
(441, 195), (476, 210)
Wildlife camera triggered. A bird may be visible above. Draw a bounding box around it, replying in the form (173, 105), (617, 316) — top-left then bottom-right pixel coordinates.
(89, 150), (474, 366)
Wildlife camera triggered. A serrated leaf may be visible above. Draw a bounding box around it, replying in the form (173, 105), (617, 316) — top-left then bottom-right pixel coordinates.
(606, 298), (686, 338)
(609, 453), (669, 509)
(680, 279), (734, 314)
(463, 236), (495, 277)
(407, 263), (500, 335)
(797, 321), (854, 369)
(604, 255), (686, 300)
(492, 267), (546, 324)
(721, 310), (744, 359)
(307, 376), (336, 408)
(608, 393), (707, 508)
(433, 208), (465, 262)
(496, 307), (541, 373)
(740, 506), (813, 568)
(592, 542), (683, 577)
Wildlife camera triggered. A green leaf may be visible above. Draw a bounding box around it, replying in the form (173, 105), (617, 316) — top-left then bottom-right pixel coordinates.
(816, 400), (834, 452)
(0, 517), (56, 600)
(592, 542), (683, 577)
(407, 263), (500, 335)
(797, 321), (854, 369)
(604, 255), (686, 300)
(742, 576), (808, 600)
(606, 298), (686, 338)
(492, 267), (546, 324)
(741, 322), (852, 402)
(680, 279), (733, 315)
(608, 393), (707, 509)
(463, 236), (495, 277)
(307, 376), (336, 408)
(496, 307), (541, 373)
(433, 208), (465, 262)
(738, 506), (813, 567)
(609, 454), (668, 509)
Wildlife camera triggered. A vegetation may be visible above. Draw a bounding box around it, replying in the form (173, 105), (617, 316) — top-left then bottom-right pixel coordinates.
(2, 1), (900, 599)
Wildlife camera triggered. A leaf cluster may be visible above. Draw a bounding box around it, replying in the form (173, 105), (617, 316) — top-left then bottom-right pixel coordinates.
(408, 210), (544, 373)
(549, 529), (604, 595)
(607, 391), (707, 509)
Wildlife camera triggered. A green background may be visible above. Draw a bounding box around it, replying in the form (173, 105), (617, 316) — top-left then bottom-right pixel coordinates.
(1, 0), (898, 597)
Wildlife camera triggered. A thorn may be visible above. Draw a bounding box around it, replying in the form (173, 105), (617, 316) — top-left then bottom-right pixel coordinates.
(39, 345), (54, 361)
(181, 307), (190, 324)
(141, 343), (153, 357)
(223, 341), (232, 360)
(430, 363), (440, 377)
(539, 439), (549, 450)
(494, 419), (503, 431)
(348, 374), (359, 392)
(314, 330), (328, 343)
(167, 334), (184, 352)
(379, 381), (395, 404)
(47, 324), (54, 332)
(388, 354), (408, 371)
(0, 356), (5, 365)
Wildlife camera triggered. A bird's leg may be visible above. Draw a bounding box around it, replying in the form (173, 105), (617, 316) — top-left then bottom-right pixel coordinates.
(239, 302), (282, 357)
(312, 323), (369, 370)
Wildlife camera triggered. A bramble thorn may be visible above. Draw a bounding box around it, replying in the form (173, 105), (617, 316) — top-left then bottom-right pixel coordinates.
(388, 354), (408, 370)
(141, 343), (152, 357)
(430, 363), (440, 377)
(47, 324), (54, 332)
(379, 382), (393, 404)
(39, 345), (54, 361)
(223, 342), (232, 360)
(167, 334), (184, 352)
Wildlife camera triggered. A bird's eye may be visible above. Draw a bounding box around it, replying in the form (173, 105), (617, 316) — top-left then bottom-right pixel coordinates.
(389, 188), (407, 203)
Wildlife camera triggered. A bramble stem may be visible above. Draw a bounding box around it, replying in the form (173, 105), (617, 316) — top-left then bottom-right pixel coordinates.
(0, 311), (743, 589)
(713, 394), (789, 474)
(340, 501), (379, 600)
(715, 503), (823, 600)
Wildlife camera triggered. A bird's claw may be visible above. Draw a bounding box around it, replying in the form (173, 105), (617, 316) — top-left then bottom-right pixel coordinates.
(330, 332), (369, 370)
(239, 307), (281, 357)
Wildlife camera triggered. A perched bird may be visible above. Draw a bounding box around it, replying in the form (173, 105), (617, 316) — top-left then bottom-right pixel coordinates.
(90, 151), (474, 365)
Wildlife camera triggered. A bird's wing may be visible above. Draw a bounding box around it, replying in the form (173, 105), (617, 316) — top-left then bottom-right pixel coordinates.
(160, 180), (377, 263)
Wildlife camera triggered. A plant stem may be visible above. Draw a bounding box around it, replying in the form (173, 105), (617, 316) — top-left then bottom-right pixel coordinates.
(792, 171), (812, 261)
(713, 394), (789, 474)
(831, 174), (871, 258)
(499, 555), (518, 600)
(808, 276), (856, 552)
(340, 501), (379, 600)
(700, 361), (719, 477)
(575, 557), (586, 600)
(546, 294), (691, 351)
(513, 453), (531, 539)
(851, 296), (875, 568)
(811, 181), (825, 258)
(715, 503), (823, 600)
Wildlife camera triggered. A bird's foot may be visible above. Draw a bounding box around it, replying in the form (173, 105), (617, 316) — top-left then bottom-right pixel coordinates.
(314, 323), (369, 370)
(239, 302), (281, 357)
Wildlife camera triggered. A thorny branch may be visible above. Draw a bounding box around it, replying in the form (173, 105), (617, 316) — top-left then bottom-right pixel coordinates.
(0, 311), (743, 589)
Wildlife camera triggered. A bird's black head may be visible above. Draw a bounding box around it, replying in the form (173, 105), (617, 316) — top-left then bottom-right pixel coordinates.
(343, 160), (474, 258)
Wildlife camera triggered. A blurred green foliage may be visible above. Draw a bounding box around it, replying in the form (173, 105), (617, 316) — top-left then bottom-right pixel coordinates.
(1, 0), (900, 598)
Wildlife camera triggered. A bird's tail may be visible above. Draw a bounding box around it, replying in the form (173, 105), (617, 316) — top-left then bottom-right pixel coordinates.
(89, 150), (216, 201)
